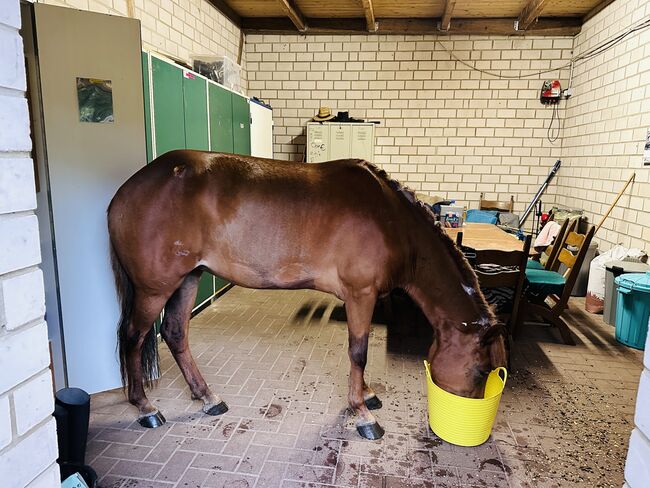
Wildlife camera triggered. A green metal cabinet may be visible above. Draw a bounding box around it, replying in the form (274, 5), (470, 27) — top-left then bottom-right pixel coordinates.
(152, 57), (185, 157)
(208, 83), (234, 153)
(183, 74), (209, 151)
(232, 94), (251, 156)
(181, 73), (215, 308)
(145, 54), (243, 311)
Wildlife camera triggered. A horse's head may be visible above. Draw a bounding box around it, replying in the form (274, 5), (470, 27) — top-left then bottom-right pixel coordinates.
(428, 315), (507, 398)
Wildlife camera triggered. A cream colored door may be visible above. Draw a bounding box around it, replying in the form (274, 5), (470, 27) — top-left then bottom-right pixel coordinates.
(33, 4), (146, 393)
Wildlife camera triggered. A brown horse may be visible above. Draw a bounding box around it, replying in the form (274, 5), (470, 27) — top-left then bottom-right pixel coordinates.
(108, 150), (506, 440)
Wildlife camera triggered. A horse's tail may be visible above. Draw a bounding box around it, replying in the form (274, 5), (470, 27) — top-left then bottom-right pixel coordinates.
(110, 237), (159, 389)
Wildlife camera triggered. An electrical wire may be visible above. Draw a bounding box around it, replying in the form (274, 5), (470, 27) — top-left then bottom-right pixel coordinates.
(547, 103), (561, 144)
(434, 15), (650, 80)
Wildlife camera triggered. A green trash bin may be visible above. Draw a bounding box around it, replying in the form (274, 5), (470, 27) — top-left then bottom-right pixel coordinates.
(614, 271), (650, 350)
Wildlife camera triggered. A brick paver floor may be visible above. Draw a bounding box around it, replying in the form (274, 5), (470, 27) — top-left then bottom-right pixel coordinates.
(88, 287), (644, 488)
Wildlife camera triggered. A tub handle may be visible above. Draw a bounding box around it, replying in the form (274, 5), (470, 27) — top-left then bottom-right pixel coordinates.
(618, 288), (632, 295)
(495, 367), (508, 385)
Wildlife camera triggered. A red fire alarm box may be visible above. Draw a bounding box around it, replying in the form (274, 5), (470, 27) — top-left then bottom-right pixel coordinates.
(540, 80), (561, 105)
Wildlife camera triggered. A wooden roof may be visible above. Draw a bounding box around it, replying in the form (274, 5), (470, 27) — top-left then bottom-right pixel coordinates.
(209, 0), (614, 36)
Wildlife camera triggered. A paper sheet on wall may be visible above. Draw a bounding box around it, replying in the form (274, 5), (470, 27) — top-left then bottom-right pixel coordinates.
(644, 129), (650, 166)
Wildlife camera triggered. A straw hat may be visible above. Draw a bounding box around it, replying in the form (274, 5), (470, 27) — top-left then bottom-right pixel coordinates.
(312, 106), (335, 121)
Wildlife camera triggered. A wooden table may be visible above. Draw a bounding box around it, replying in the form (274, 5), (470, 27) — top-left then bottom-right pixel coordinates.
(444, 223), (524, 252)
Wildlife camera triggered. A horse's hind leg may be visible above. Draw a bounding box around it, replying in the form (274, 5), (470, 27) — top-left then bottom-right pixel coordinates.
(126, 292), (170, 428)
(345, 292), (384, 440)
(160, 270), (228, 416)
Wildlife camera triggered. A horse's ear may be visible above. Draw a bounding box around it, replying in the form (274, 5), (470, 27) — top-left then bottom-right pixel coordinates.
(489, 334), (507, 369)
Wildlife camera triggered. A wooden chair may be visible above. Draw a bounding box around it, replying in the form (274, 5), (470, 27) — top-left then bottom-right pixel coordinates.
(521, 225), (596, 345)
(474, 235), (532, 339)
(479, 193), (515, 213)
(527, 218), (575, 271)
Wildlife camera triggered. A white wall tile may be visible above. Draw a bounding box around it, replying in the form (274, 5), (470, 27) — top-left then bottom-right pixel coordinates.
(0, 158), (37, 214)
(0, 322), (50, 395)
(0, 394), (11, 449)
(0, 418), (58, 487)
(0, 268), (45, 331)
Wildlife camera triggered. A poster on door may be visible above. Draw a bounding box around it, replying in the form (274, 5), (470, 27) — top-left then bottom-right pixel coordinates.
(644, 129), (650, 166)
(77, 77), (114, 123)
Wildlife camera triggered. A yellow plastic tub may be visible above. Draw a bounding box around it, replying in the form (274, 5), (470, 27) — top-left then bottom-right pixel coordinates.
(424, 361), (507, 447)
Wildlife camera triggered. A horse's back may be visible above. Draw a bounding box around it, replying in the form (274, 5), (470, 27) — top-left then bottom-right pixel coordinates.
(108, 150), (405, 296)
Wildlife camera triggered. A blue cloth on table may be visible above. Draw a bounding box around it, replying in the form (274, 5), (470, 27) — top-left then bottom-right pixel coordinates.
(465, 209), (499, 224)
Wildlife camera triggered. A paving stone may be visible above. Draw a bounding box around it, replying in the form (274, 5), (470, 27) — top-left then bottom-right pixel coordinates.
(88, 290), (642, 488)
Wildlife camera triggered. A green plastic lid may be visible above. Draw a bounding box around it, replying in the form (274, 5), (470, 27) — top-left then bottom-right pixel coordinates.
(615, 271), (650, 292)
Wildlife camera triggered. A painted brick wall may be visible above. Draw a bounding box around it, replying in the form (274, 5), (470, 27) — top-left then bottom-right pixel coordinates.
(245, 33), (573, 215)
(0, 0), (60, 486)
(37, 0), (246, 89)
(555, 0), (650, 251)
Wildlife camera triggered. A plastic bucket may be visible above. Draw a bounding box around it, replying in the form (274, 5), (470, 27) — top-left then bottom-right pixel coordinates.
(614, 271), (650, 350)
(424, 361), (507, 447)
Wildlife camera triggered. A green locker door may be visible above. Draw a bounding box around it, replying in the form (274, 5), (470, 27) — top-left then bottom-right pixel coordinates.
(232, 94), (251, 156)
(152, 57), (185, 157)
(183, 74), (209, 150)
(208, 83), (234, 153)
(141, 52), (153, 163)
(181, 73), (214, 308)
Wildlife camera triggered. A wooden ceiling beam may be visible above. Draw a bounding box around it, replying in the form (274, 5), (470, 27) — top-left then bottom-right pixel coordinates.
(205, 0), (241, 27)
(242, 17), (582, 36)
(583, 0), (616, 23)
(517, 0), (551, 31)
(278, 0), (307, 32)
(360, 0), (377, 32)
(439, 0), (456, 31)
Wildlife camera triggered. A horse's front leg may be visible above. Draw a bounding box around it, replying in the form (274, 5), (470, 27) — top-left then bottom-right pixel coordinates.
(160, 271), (228, 416)
(345, 293), (384, 440)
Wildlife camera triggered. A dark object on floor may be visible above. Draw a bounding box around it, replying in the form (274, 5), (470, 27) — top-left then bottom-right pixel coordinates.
(54, 387), (97, 486)
(54, 388), (90, 465)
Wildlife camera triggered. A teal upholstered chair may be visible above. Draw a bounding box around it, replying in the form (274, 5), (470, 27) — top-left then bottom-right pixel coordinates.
(520, 224), (596, 345)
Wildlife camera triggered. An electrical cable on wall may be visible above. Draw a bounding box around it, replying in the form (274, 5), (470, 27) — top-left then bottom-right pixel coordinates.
(434, 15), (650, 80)
(547, 104), (561, 144)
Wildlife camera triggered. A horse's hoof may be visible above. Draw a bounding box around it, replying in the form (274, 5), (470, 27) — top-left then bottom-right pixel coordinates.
(356, 422), (385, 440)
(364, 395), (383, 410)
(203, 401), (228, 416)
(138, 410), (166, 428)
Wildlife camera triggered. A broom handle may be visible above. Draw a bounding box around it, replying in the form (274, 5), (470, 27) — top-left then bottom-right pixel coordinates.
(595, 173), (636, 234)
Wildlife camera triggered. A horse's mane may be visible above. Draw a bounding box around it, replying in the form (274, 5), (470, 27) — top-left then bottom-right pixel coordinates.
(360, 160), (495, 329)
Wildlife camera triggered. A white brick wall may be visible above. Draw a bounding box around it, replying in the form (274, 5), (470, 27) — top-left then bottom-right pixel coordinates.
(0, 0), (59, 485)
(555, 0), (650, 251)
(38, 0), (247, 90)
(244, 34), (572, 214)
